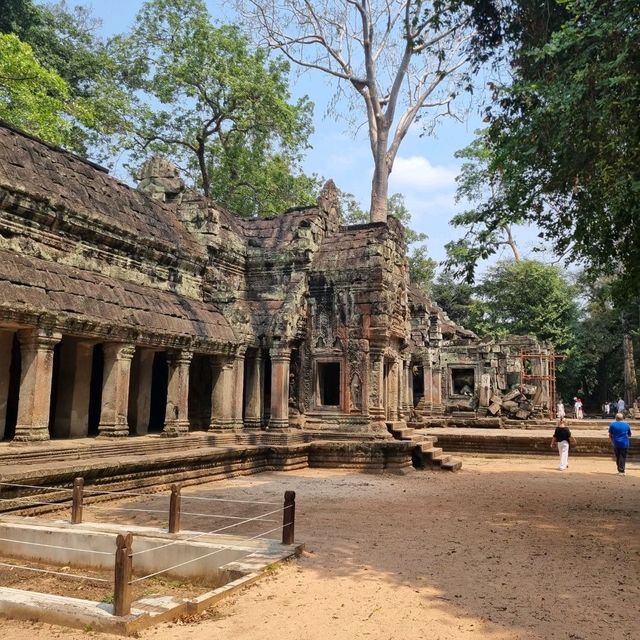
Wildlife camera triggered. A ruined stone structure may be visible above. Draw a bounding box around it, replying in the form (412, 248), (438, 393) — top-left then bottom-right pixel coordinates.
(0, 123), (552, 443)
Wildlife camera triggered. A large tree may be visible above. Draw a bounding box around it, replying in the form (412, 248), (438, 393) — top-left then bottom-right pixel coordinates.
(113, 0), (317, 216)
(0, 0), (129, 156)
(467, 0), (640, 296)
(445, 130), (523, 281)
(236, 0), (493, 222)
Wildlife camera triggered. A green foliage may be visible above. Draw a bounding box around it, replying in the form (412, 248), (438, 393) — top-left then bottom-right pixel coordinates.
(476, 0), (640, 298)
(0, 33), (73, 145)
(0, 1), (131, 156)
(446, 130), (523, 281)
(431, 271), (480, 329)
(473, 260), (579, 353)
(113, 0), (316, 216)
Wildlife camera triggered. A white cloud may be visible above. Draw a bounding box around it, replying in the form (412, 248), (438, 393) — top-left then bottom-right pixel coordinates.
(390, 156), (458, 192)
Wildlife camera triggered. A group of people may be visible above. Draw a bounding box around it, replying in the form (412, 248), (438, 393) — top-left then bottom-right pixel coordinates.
(556, 396), (627, 421)
(551, 413), (632, 474)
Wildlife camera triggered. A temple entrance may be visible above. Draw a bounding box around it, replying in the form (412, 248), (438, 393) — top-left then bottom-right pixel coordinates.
(148, 352), (168, 433)
(317, 361), (340, 407)
(188, 354), (212, 430)
(2, 334), (20, 441)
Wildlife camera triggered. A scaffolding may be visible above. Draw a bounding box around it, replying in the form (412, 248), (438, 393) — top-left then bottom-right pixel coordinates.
(519, 351), (558, 420)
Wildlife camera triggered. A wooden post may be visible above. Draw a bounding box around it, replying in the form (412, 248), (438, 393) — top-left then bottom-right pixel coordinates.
(169, 483), (181, 534)
(71, 477), (84, 524)
(281, 490), (295, 545)
(113, 532), (133, 617)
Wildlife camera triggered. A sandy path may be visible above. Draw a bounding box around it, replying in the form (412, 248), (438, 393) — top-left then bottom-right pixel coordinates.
(1, 456), (638, 640)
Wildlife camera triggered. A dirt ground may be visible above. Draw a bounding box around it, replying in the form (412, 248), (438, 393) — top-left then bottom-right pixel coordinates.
(0, 455), (638, 640)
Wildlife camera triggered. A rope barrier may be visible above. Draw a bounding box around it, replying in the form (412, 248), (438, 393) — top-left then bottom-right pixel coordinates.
(130, 524), (284, 584)
(0, 561), (110, 583)
(130, 505), (286, 557)
(0, 537), (112, 556)
(180, 511), (278, 522)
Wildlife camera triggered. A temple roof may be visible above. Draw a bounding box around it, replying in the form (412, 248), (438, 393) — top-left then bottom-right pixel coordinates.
(0, 123), (202, 256)
(0, 250), (236, 346)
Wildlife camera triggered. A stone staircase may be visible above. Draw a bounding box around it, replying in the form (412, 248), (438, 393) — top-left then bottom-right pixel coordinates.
(386, 422), (463, 471)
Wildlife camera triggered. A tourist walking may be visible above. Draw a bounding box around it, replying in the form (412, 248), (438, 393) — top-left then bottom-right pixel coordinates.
(551, 417), (576, 471)
(603, 400), (611, 417)
(608, 412), (632, 475)
(557, 400), (565, 419)
(617, 397), (626, 415)
(573, 397), (584, 420)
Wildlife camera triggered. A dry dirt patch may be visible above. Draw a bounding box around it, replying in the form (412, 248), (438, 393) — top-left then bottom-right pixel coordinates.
(0, 455), (637, 640)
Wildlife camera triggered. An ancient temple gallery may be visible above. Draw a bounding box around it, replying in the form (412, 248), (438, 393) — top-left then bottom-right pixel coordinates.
(0, 123), (552, 443)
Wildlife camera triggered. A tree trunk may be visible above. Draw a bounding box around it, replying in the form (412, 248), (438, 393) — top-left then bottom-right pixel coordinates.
(503, 225), (522, 262)
(623, 333), (637, 406)
(370, 135), (389, 223)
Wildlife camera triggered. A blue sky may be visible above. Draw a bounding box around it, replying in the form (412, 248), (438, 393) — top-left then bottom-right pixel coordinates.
(63, 0), (542, 268)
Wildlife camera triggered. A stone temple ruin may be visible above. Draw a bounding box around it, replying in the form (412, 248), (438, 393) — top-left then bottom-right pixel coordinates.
(0, 122), (554, 446)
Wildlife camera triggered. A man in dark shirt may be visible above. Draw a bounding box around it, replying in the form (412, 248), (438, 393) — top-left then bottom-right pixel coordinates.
(609, 412), (632, 474)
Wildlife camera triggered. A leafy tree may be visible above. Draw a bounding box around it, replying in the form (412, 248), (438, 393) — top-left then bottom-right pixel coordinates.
(446, 130), (523, 281)
(431, 271), (479, 329)
(473, 260), (579, 354)
(340, 191), (436, 292)
(0, 33), (74, 145)
(237, 0), (490, 222)
(1, 1), (129, 156)
(468, 0), (640, 298)
(113, 0), (316, 216)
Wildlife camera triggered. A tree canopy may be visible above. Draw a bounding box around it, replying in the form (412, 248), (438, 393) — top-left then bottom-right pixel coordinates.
(463, 0), (640, 296)
(113, 0), (317, 216)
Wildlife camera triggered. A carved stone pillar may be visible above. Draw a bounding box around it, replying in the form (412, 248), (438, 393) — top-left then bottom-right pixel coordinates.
(210, 356), (234, 430)
(53, 339), (95, 438)
(232, 351), (245, 430)
(368, 348), (386, 429)
(164, 350), (193, 437)
(388, 359), (400, 422)
(0, 330), (14, 440)
(432, 367), (443, 412)
(402, 359), (412, 418)
(268, 346), (290, 430)
(244, 351), (262, 430)
(14, 328), (62, 442)
(128, 348), (155, 435)
(98, 343), (135, 437)
(423, 352), (434, 414)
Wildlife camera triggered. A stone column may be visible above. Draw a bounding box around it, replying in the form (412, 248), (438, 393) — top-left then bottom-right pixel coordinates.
(14, 328), (62, 442)
(268, 345), (290, 431)
(53, 339), (94, 438)
(402, 359), (412, 418)
(0, 330), (14, 440)
(244, 351), (262, 430)
(164, 350), (193, 437)
(432, 367), (443, 411)
(128, 349), (155, 435)
(232, 351), (245, 430)
(98, 343), (135, 437)
(423, 357), (433, 407)
(388, 359), (400, 422)
(368, 348), (386, 429)
(210, 356), (234, 430)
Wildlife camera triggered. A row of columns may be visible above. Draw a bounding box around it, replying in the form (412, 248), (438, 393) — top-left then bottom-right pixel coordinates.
(0, 328), (293, 443)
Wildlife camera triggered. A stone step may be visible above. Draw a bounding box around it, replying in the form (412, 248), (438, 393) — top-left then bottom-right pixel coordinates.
(441, 458), (463, 472)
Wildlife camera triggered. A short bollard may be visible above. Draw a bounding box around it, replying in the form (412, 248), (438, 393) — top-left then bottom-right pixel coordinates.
(71, 477), (84, 524)
(114, 532), (133, 617)
(282, 490), (295, 545)
(169, 483), (181, 534)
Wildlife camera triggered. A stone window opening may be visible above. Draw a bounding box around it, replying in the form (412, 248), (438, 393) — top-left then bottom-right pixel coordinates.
(413, 365), (424, 407)
(451, 368), (475, 396)
(317, 362), (341, 407)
